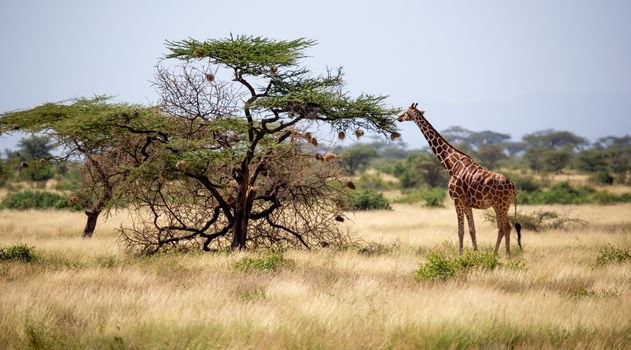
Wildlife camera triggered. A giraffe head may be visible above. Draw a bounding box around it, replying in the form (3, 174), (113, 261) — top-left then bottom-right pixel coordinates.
(398, 103), (425, 122)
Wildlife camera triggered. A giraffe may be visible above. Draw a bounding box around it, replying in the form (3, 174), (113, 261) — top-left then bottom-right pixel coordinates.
(398, 103), (521, 256)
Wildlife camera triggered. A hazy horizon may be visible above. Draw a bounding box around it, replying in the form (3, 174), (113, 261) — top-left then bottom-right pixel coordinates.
(1, 0), (630, 150)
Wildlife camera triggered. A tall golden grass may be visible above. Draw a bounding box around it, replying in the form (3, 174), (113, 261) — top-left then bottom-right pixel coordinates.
(1, 204), (630, 349)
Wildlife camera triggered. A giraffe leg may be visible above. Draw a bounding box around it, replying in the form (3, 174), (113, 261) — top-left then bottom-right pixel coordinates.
(496, 208), (512, 257)
(455, 202), (465, 255)
(504, 221), (511, 257)
(464, 206), (477, 251)
(493, 207), (504, 255)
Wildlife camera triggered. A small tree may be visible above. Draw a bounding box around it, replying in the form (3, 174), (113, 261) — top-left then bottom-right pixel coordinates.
(16, 135), (55, 160)
(1, 98), (165, 237)
(476, 144), (508, 169)
(339, 144), (379, 175)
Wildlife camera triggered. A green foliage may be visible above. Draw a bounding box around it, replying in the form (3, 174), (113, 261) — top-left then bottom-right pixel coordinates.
(339, 145), (378, 175)
(347, 189), (391, 211)
(165, 35), (399, 135)
(574, 149), (609, 173)
(355, 173), (395, 191)
(595, 245), (631, 266)
(524, 147), (573, 173)
(393, 152), (448, 189)
(166, 35), (316, 74)
(590, 171), (615, 185)
(475, 143), (508, 169)
(522, 130), (588, 150)
(394, 187), (446, 207)
(16, 135), (55, 160)
(19, 162), (54, 182)
(507, 173), (543, 193)
(517, 182), (631, 205)
(414, 252), (456, 281)
(0, 243), (36, 262)
(0, 160), (12, 187)
(233, 253), (292, 272)
(414, 249), (500, 281)
(1, 190), (82, 211)
(54, 166), (82, 192)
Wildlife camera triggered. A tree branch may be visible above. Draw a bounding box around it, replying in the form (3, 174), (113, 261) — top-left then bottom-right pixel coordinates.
(265, 216), (310, 250)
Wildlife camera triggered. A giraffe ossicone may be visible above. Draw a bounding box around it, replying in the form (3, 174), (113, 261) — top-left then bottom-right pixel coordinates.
(399, 103), (522, 256)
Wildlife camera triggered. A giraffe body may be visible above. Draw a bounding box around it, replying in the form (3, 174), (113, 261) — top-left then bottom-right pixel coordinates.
(399, 103), (520, 256)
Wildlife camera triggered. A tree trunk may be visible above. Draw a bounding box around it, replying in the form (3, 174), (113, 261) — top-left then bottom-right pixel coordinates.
(82, 209), (101, 238)
(230, 183), (256, 250)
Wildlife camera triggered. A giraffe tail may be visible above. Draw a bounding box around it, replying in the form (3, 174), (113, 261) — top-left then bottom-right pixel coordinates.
(513, 199), (522, 249)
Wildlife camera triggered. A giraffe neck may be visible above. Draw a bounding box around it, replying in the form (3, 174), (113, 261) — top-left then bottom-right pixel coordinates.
(410, 113), (471, 176)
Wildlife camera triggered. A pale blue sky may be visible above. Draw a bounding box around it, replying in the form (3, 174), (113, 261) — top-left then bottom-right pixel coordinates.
(1, 0), (630, 149)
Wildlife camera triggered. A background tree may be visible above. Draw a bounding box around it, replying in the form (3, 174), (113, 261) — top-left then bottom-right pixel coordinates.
(1, 98), (164, 237)
(120, 35), (399, 252)
(339, 144), (378, 175)
(15, 135), (54, 160)
(522, 129), (588, 151)
(522, 130), (588, 173)
(3, 135), (57, 182)
(393, 151), (449, 189)
(476, 143), (508, 169)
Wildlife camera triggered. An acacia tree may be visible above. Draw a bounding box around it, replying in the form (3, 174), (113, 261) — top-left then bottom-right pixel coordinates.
(120, 35), (399, 252)
(0, 98), (166, 237)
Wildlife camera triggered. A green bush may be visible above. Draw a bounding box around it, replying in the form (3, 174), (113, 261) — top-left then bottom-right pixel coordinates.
(347, 189), (391, 211)
(509, 174), (542, 193)
(356, 173), (395, 191)
(590, 171), (615, 185)
(1, 190), (82, 211)
(234, 253), (292, 272)
(414, 252), (456, 281)
(19, 164), (55, 182)
(0, 243), (36, 262)
(423, 188), (447, 207)
(414, 249), (500, 281)
(393, 187), (446, 207)
(595, 245), (631, 266)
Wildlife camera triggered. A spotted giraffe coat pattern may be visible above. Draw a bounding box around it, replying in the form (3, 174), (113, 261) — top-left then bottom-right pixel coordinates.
(398, 103), (520, 256)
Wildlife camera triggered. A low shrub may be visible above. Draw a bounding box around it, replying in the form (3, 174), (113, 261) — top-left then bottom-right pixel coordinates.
(0, 243), (36, 262)
(569, 287), (596, 298)
(393, 187), (446, 207)
(1, 190), (82, 211)
(414, 249), (500, 281)
(595, 245), (631, 266)
(590, 171), (615, 185)
(347, 189), (391, 211)
(239, 288), (266, 302)
(355, 240), (399, 256)
(484, 209), (584, 232)
(509, 174), (543, 193)
(234, 253), (292, 272)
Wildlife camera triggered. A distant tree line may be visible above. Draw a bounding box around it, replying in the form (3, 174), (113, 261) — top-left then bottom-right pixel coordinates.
(335, 128), (631, 189)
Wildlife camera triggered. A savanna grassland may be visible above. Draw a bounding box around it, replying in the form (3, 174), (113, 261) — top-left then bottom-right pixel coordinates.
(1, 203), (631, 349)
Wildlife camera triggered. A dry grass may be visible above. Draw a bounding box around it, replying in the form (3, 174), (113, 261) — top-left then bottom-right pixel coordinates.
(1, 204), (631, 349)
